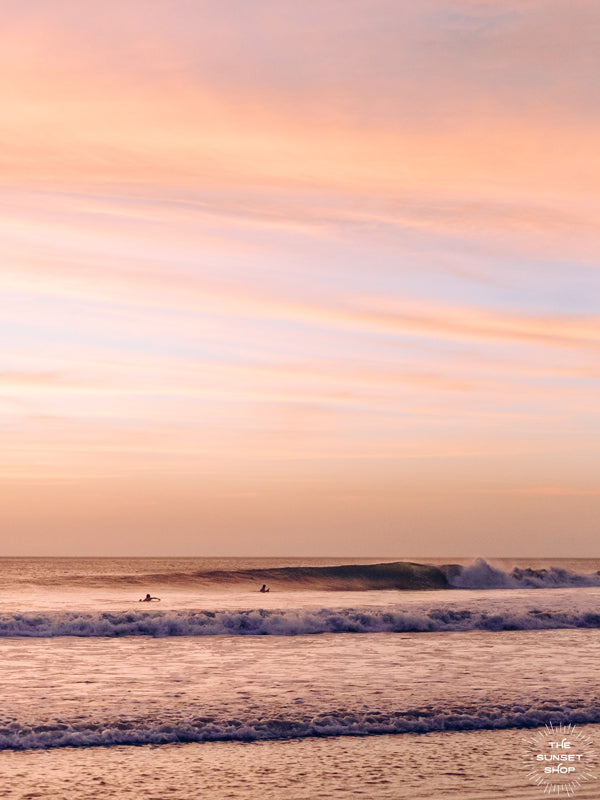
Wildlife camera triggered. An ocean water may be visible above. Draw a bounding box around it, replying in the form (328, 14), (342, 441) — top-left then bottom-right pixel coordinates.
(0, 557), (599, 799)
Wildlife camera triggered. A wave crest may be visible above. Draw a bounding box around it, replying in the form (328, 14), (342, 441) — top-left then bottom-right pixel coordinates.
(447, 558), (600, 590)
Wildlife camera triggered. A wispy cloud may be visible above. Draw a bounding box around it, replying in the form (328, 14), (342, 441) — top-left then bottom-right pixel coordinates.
(2, 1), (599, 552)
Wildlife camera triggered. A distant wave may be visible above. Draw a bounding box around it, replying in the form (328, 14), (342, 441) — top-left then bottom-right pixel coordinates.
(21, 558), (600, 592)
(1, 701), (599, 751)
(192, 561), (451, 590)
(38, 561), (450, 591)
(2, 605), (600, 638)
(446, 558), (600, 589)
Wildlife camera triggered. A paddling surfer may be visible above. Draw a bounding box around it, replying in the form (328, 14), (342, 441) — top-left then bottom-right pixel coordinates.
(140, 593), (161, 602)
(259, 584), (270, 593)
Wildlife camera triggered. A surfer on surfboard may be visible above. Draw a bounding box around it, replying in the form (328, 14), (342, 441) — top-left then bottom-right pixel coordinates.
(259, 584), (270, 593)
(140, 593), (161, 602)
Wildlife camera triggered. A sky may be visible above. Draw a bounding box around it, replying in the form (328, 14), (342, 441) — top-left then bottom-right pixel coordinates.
(1, 0), (599, 557)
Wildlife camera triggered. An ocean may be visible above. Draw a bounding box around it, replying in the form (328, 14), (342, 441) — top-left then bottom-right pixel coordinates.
(0, 556), (599, 799)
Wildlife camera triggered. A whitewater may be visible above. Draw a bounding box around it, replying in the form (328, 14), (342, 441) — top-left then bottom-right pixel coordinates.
(1, 556), (599, 799)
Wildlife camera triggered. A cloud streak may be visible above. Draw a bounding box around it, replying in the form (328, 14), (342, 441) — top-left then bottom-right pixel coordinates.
(2, 0), (599, 553)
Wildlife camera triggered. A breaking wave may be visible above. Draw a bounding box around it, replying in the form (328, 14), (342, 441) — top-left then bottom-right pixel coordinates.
(446, 558), (600, 590)
(24, 561), (451, 591)
(20, 559), (600, 592)
(2, 701), (599, 751)
(2, 605), (600, 638)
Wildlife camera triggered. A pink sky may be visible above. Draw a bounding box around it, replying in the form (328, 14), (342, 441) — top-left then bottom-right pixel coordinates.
(2, 1), (599, 556)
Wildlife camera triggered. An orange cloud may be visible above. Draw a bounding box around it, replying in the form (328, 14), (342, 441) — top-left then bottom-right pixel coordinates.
(1, 1), (599, 211)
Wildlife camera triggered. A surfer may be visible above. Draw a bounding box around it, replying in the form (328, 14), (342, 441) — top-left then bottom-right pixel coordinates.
(259, 584), (270, 593)
(140, 593), (161, 602)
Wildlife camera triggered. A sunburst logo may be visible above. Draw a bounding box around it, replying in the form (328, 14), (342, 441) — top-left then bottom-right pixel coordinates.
(523, 723), (597, 796)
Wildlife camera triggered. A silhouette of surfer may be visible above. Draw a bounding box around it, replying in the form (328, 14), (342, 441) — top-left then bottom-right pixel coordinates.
(140, 593), (160, 602)
(259, 584), (270, 593)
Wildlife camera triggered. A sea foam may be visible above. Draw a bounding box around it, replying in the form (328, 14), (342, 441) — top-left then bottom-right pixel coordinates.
(447, 558), (600, 590)
(1, 605), (599, 638)
(1, 701), (599, 751)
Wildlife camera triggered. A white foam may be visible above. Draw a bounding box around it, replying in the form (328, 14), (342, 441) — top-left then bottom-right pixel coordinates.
(2, 702), (599, 751)
(1, 604), (599, 638)
(448, 558), (600, 590)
